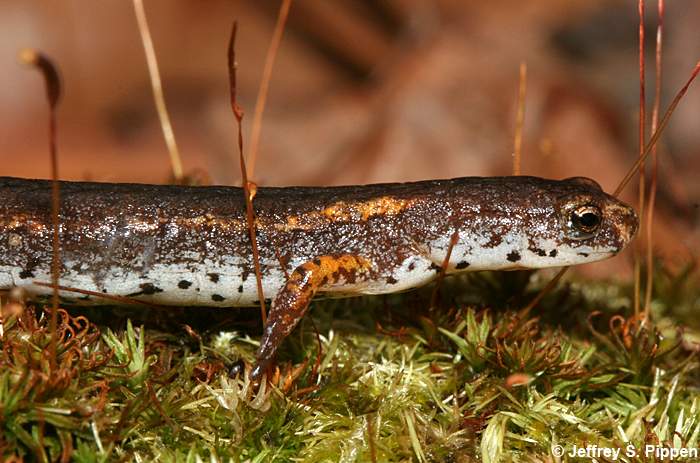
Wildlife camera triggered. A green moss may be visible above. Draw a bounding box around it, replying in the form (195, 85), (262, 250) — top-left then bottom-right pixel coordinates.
(1, 267), (699, 461)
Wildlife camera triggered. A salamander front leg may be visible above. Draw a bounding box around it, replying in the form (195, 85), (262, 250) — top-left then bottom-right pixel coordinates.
(251, 254), (373, 381)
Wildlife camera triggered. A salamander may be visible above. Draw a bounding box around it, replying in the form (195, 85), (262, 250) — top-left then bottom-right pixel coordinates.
(0, 175), (638, 379)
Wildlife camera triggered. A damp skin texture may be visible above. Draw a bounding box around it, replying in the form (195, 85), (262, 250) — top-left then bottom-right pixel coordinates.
(0, 176), (638, 378)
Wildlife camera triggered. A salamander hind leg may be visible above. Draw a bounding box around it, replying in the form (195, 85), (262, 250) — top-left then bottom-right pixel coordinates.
(251, 254), (374, 381)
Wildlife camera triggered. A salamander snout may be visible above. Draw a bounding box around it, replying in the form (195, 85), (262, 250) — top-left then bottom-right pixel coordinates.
(604, 200), (639, 253)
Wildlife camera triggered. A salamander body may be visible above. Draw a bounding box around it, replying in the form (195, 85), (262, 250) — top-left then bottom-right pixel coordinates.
(0, 176), (638, 378)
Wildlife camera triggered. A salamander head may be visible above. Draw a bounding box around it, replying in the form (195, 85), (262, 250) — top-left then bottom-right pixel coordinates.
(550, 177), (638, 265)
(430, 176), (639, 271)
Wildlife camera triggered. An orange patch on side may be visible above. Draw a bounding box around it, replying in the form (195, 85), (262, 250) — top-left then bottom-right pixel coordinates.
(322, 202), (352, 221)
(357, 196), (411, 221)
(2, 215), (46, 232)
(268, 214), (317, 232)
(282, 214), (317, 231)
(272, 196), (412, 231)
(286, 215), (300, 227)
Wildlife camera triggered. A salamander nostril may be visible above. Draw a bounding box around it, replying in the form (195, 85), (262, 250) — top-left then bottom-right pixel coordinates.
(627, 207), (640, 241)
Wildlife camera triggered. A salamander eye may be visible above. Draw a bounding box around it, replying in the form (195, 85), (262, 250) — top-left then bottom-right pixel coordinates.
(569, 205), (602, 239)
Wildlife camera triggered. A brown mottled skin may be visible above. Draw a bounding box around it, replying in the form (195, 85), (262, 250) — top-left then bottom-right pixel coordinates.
(0, 176), (638, 379)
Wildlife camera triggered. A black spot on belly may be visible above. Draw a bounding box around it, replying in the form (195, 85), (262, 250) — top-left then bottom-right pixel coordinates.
(178, 280), (192, 289)
(429, 263), (442, 273)
(212, 294), (225, 302)
(128, 282), (163, 297)
(386, 276), (398, 284)
(19, 269), (34, 279)
(549, 249), (558, 258)
(456, 261), (470, 269)
(237, 285), (244, 293)
(532, 247), (546, 257)
(241, 270), (250, 282)
(207, 273), (220, 283)
(140, 283), (162, 295)
(253, 298), (272, 305)
(408, 262), (416, 271)
(578, 252), (589, 257)
(507, 251), (521, 262)
(71, 263), (82, 272)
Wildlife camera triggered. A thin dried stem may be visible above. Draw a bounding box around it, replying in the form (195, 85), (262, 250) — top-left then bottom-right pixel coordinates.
(512, 62), (527, 176)
(634, 0), (646, 317)
(272, 243), (291, 280)
(522, 267), (568, 316)
(633, 252), (642, 315)
(614, 61), (700, 197)
(32, 281), (169, 309)
(644, 0), (664, 318)
(133, 0), (184, 182)
(228, 23), (268, 325)
(367, 414), (378, 463)
(247, 0), (292, 178)
(430, 232), (458, 309)
(19, 48), (62, 370)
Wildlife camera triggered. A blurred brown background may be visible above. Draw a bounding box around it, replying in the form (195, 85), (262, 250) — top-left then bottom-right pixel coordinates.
(1, 0), (699, 275)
